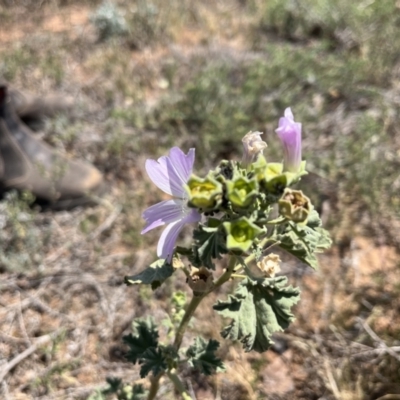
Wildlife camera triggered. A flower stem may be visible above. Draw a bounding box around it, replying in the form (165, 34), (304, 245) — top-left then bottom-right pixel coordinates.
(231, 273), (247, 279)
(146, 254), (239, 400)
(167, 370), (192, 400)
(147, 373), (162, 400)
(147, 294), (205, 400)
(213, 254), (238, 287)
(244, 237), (270, 265)
(173, 294), (204, 349)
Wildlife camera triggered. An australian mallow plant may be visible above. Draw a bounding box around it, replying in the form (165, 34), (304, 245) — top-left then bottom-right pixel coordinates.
(93, 108), (332, 400)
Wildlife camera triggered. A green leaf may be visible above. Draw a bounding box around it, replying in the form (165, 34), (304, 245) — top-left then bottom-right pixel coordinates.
(213, 276), (300, 353)
(124, 259), (175, 290)
(276, 213), (332, 269)
(192, 221), (228, 269)
(139, 347), (167, 378)
(186, 337), (226, 375)
(123, 318), (159, 364)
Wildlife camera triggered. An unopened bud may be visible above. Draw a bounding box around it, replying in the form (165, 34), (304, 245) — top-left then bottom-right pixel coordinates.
(226, 176), (258, 209)
(223, 217), (263, 252)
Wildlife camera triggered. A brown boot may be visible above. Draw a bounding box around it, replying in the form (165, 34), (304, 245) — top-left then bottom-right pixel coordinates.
(0, 84), (104, 209)
(9, 87), (74, 130)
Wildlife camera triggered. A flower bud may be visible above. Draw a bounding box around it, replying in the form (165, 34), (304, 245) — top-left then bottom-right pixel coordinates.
(223, 217), (263, 252)
(226, 176), (258, 209)
(275, 108), (302, 173)
(185, 173), (222, 211)
(278, 188), (311, 223)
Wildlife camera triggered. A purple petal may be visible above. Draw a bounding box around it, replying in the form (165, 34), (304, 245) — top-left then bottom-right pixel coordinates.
(145, 147), (195, 197)
(141, 199), (185, 234)
(284, 107), (294, 120)
(157, 209), (201, 262)
(145, 157), (173, 196)
(275, 108), (302, 172)
(165, 148), (195, 197)
(168, 147), (195, 183)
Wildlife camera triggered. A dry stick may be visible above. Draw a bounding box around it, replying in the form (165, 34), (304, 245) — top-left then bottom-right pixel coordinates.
(323, 358), (342, 400)
(0, 329), (63, 382)
(31, 384), (102, 400)
(357, 317), (400, 362)
(350, 346), (400, 361)
(0, 379), (11, 400)
(88, 205), (122, 241)
(16, 292), (31, 346)
(5, 278), (53, 312)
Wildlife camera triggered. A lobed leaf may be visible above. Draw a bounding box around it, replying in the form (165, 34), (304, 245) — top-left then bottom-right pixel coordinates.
(123, 318), (159, 364)
(139, 347), (167, 378)
(213, 276), (300, 352)
(277, 216), (332, 269)
(192, 221), (228, 269)
(186, 337), (226, 375)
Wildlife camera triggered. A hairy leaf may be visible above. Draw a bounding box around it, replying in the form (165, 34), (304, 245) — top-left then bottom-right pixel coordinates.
(186, 337), (226, 375)
(192, 221), (228, 269)
(124, 259), (174, 290)
(139, 347), (167, 378)
(123, 318), (159, 364)
(214, 276), (300, 352)
(272, 210), (331, 269)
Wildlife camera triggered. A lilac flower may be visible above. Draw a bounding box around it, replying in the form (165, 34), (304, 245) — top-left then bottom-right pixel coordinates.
(141, 147), (201, 262)
(275, 108), (302, 173)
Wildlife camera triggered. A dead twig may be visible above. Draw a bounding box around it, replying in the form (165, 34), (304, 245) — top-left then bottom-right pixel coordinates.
(323, 358), (342, 400)
(0, 329), (64, 382)
(350, 346), (400, 361)
(88, 205), (122, 241)
(357, 317), (400, 362)
(0, 379), (11, 400)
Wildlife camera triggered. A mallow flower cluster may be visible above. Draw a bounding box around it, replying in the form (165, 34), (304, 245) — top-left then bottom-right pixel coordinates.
(142, 107), (306, 260)
(120, 108), (331, 399)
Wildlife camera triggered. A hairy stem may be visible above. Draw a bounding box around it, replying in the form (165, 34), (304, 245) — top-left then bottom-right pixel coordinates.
(244, 237), (270, 265)
(147, 254), (238, 400)
(167, 370), (192, 400)
(173, 295), (204, 350)
(213, 254), (238, 287)
(147, 373), (162, 400)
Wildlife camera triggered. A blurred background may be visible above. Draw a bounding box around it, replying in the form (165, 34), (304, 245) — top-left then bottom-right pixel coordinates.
(0, 0), (400, 399)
